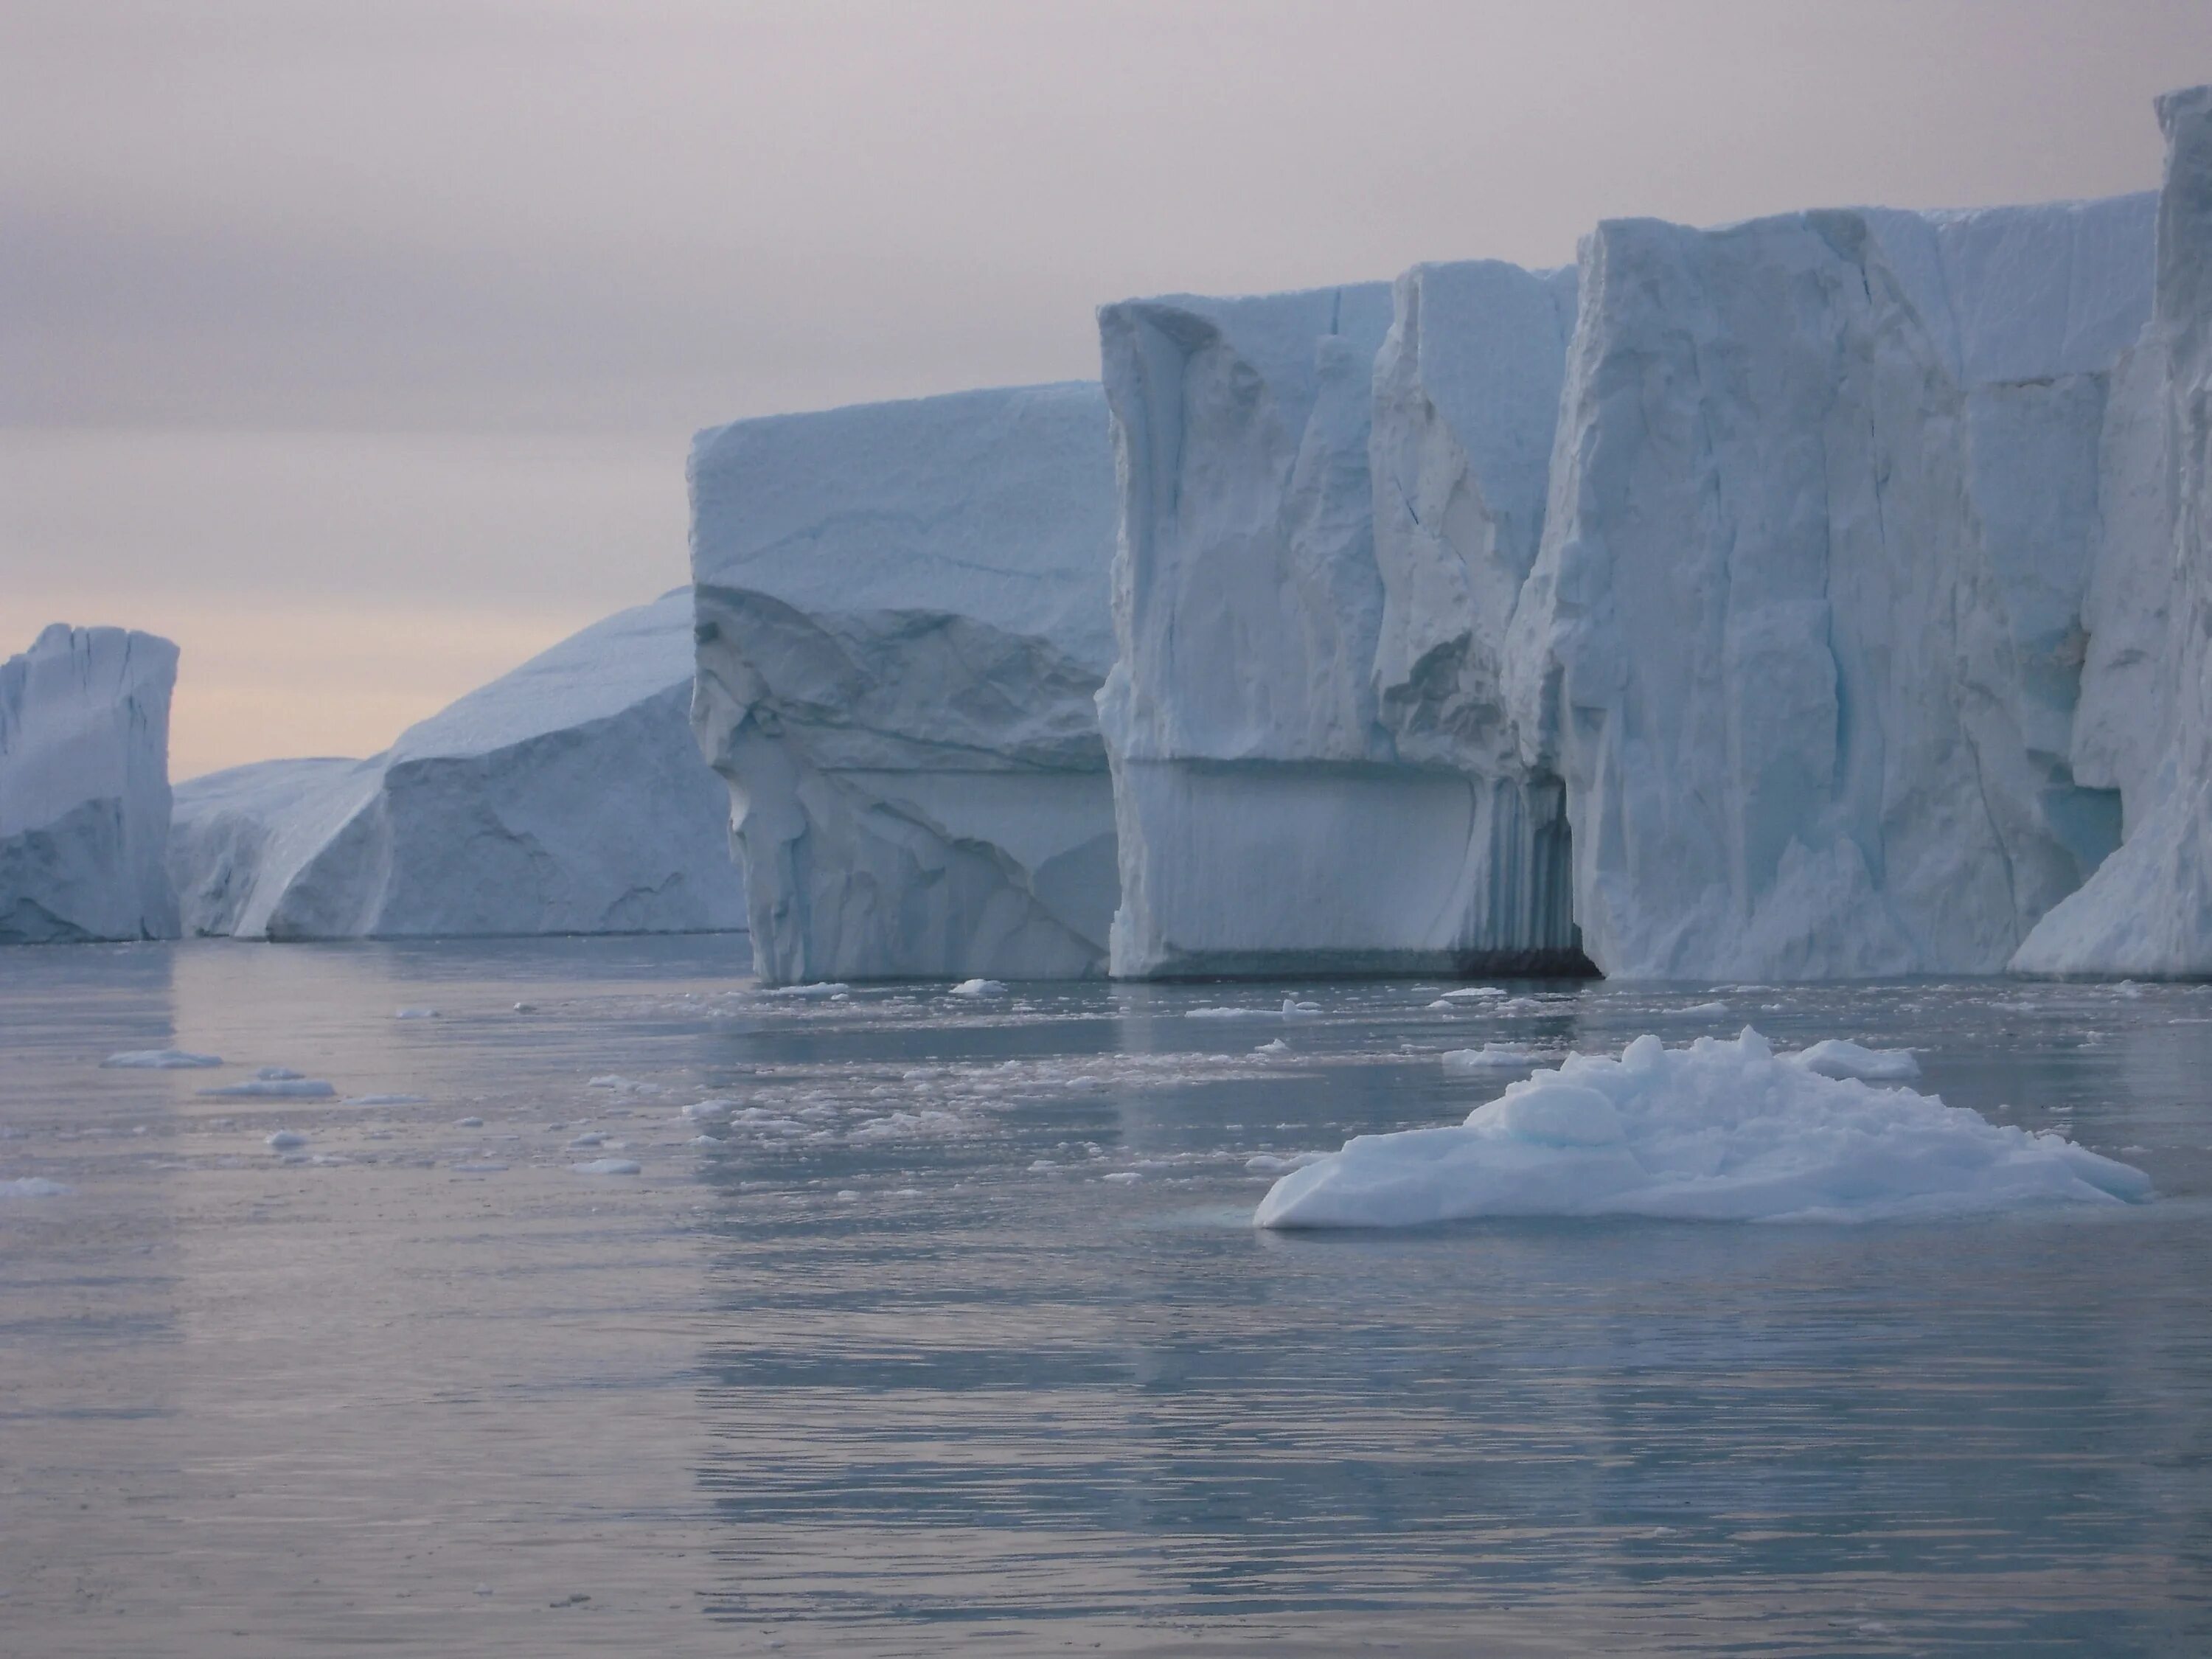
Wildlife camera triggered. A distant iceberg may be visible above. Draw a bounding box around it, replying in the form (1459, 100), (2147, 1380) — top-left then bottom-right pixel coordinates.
(1, 624), (179, 943)
(1256, 1029), (2149, 1228)
(689, 382), (1119, 985)
(170, 592), (747, 939)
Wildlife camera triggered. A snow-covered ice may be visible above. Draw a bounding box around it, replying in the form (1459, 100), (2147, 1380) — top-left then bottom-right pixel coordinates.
(168, 592), (748, 939)
(1256, 1029), (2149, 1228)
(948, 979), (1008, 999)
(1, 625), (179, 943)
(689, 383), (1119, 984)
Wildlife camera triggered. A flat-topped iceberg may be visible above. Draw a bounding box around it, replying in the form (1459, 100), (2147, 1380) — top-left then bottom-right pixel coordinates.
(1, 624), (180, 943)
(2011, 86), (2212, 977)
(1256, 1029), (2149, 1228)
(170, 592), (748, 938)
(689, 382), (1119, 984)
(1099, 268), (1590, 977)
(1506, 190), (2157, 979)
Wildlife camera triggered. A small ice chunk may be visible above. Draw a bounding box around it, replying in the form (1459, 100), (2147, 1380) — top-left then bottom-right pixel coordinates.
(1436, 987), (1508, 1001)
(1102, 1170), (1142, 1183)
(1787, 1040), (1921, 1082)
(100, 1048), (223, 1069)
(0, 1176), (70, 1197)
(948, 978), (1008, 998)
(265, 1130), (308, 1150)
(512, 1002), (538, 1013)
(257, 1067), (305, 1080)
(566, 1133), (606, 1149)
(763, 982), (849, 999)
(1255, 1038), (1290, 1055)
(1282, 998), (1321, 1021)
(571, 1158), (640, 1175)
(394, 1007), (439, 1020)
(454, 1116), (484, 1128)
(451, 1161), (507, 1174)
(348, 1094), (429, 1106)
(1680, 1001), (1731, 1016)
(1441, 1044), (1542, 1077)
(681, 1099), (734, 1121)
(1258, 1029), (2152, 1229)
(198, 1077), (338, 1099)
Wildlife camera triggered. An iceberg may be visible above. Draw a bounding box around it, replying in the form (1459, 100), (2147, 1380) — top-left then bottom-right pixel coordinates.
(689, 382), (1119, 984)
(1, 624), (180, 943)
(1099, 269), (1590, 976)
(2012, 86), (2212, 977)
(1507, 189), (2158, 978)
(169, 591), (748, 939)
(1256, 1029), (2149, 1228)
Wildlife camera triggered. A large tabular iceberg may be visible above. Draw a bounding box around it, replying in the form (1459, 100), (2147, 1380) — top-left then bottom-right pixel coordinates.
(1099, 268), (1589, 976)
(689, 383), (1119, 984)
(1506, 191), (2157, 978)
(2012, 86), (2212, 977)
(1256, 1029), (2150, 1228)
(1, 625), (180, 942)
(170, 592), (748, 939)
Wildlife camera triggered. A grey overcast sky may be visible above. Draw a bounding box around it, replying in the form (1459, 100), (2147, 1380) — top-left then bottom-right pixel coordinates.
(6, 0), (2211, 776)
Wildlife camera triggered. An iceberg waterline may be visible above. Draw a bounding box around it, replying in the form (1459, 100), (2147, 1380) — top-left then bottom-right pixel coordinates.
(1256, 1029), (2150, 1229)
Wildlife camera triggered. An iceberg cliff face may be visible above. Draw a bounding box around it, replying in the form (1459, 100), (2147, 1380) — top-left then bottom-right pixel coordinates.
(170, 592), (748, 939)
(1506, 192), (2156, 978)
(1099, 271), (1589, 976)
(2012, 86), (2212, 976)
(689, 383), (1119, 984)
(1, 625), (180, 942)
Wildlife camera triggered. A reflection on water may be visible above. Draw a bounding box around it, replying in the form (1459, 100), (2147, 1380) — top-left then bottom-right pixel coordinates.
(0, 939), (2206, 1655)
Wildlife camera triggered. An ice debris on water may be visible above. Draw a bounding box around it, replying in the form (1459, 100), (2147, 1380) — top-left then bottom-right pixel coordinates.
(571, 1158), (640, 1176)
(265, 1131), (308, 1151)
(349, 1094), (428, 1106)
(100, 1049), (223, 1069)
(1189, 998), (1321, 1023)
(394, 1007), (438, 1020)
(948, 978), (1008, 998)
(762, 983), (849, 1000)
(1256, 1028), (2152, 1229)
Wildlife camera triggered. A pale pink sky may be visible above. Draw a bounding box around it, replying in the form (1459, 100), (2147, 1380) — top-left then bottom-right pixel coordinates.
(4, 0), (2209, 778)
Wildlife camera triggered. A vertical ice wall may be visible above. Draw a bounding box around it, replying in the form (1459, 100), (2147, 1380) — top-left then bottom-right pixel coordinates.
(689, 383), (1119, 984)
(0, 625), (180, 942)
(2012, 86), (2212, 975)
(1506, 192), (2157, 978)
(167, 592), (750, 939)
(1099, 273), (1590, 976)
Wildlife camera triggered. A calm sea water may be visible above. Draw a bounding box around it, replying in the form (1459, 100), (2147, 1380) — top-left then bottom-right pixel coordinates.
(1, 938), (2206, 1657)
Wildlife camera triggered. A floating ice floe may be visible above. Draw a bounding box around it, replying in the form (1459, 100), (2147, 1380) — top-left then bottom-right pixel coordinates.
(101, 1049), (223, 1069)
(1256, 1029), (2150, 1228)
(1188, 998), (1321, 1022)
(1787, 1040), (1921, 1082)
(1, 1176), (71, 1197)
(1441, 1044), (1544, 1077)
(571, 1158), (641, 1176)
(199, 1069), (338, 1099)
(265, 1130), (308, 1151)
(394, 1008), (438, 1020)
(948, 978), (1008, 999)
(349, 1093), (430, 1106)
(762, 984), (849, 1001)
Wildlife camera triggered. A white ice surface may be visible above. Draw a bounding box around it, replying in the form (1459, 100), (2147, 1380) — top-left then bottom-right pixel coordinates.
(1, 624), (179, 942)
(1256, 1029), (2148, 1228)
(168, 592), (747, 939)
(1787, 1040), (1921, 1082)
